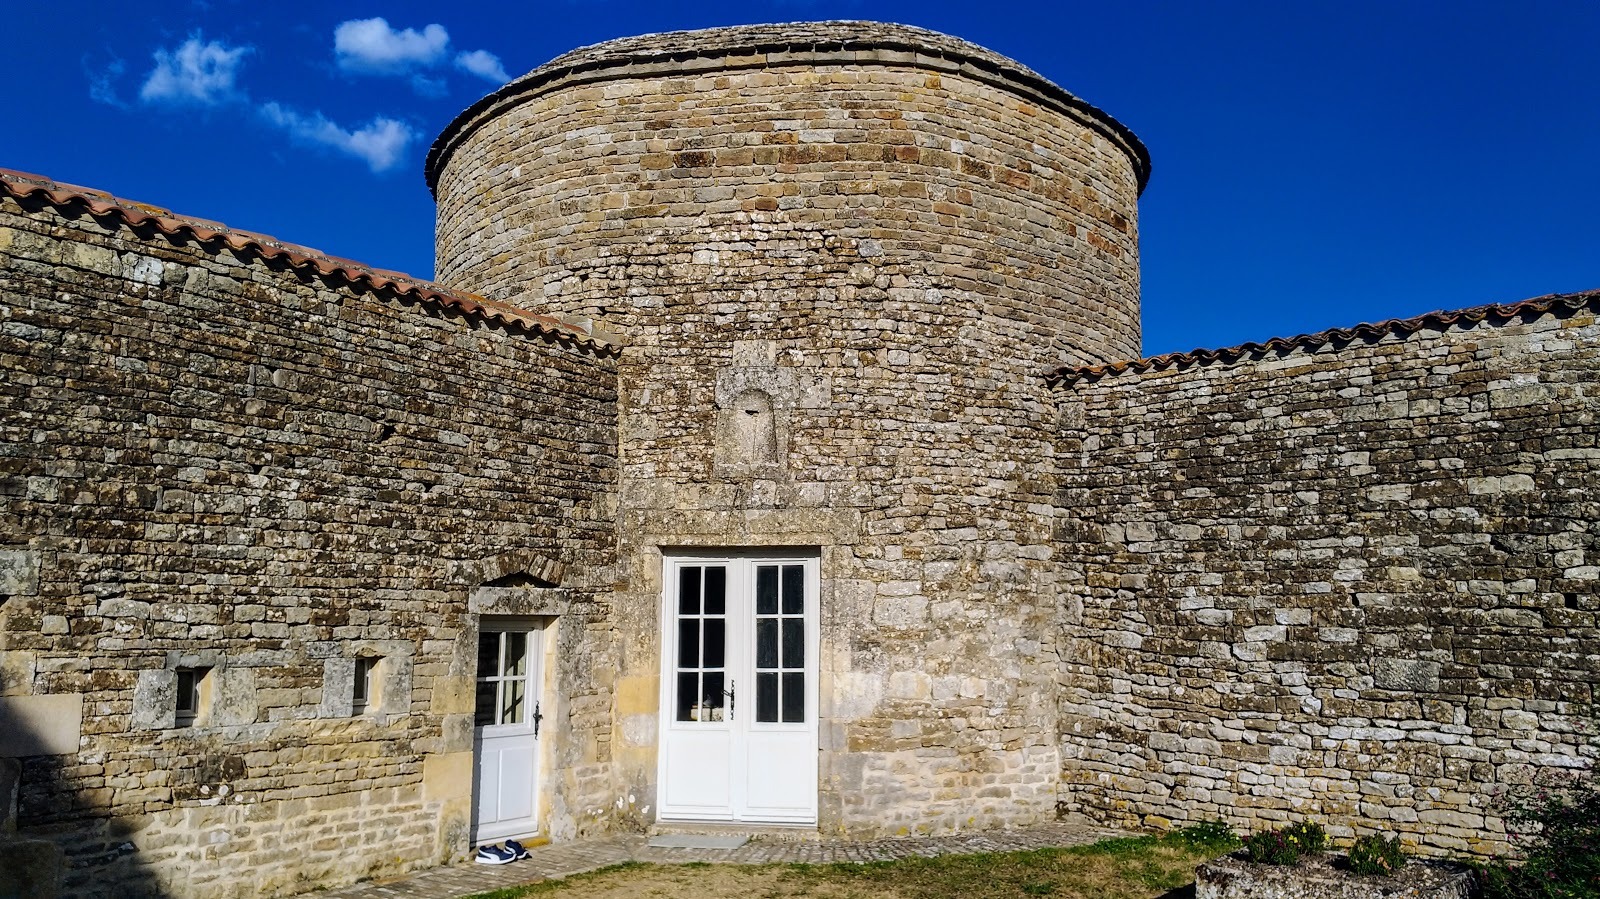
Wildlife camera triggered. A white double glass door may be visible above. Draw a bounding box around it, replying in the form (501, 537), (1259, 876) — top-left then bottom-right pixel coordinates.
(657, 555), (819, 824)
(473, 620), (544, 843)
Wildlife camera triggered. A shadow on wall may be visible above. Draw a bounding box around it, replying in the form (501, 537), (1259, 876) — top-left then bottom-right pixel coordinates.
(0, 679), (170, 898)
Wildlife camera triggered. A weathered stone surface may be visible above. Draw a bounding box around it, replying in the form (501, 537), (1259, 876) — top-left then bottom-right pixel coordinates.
(131, 669), (178, 731)
(0, 151), (618, 895)
(1, 757), (18, 832)
(3, 17), (1599, 899)
(432, 18), (1144, 840)
(1057, 306), (1600, 856)
(1196, 851), (1473, 899)
(0, 549), (40, 599)
(0, 838), (64, 899)
(0, 695), (82, 757)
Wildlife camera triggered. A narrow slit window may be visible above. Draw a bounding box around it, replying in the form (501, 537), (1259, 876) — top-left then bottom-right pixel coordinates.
(175, 667), (211, 727)
(353, 657), (380, 715)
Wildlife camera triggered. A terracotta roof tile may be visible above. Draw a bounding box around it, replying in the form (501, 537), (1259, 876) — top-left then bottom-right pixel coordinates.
(1048, 288), (1600, 388)
(0, 168), (619, 355)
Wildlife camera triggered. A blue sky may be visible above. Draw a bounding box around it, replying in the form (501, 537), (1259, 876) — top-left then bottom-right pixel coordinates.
(6, 1), (1597, 357)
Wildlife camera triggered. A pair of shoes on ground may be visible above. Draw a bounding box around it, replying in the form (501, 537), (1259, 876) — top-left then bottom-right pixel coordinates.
(474, 839), (533, 865)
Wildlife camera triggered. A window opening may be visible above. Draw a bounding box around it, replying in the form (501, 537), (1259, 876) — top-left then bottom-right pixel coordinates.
(475, 630), (533, 727)
(674, 564), (728, 722)
(755, 564), (807, 723)
(353, 657), (380, 715)
(175, 667), (211, 727)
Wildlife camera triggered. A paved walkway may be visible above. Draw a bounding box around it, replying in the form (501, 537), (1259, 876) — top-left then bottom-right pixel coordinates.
(320, 821), (1126, 899)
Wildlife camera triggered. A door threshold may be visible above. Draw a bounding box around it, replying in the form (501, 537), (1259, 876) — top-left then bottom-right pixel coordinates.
(651, 821), (820, 843)
(473, 830), (546, 847)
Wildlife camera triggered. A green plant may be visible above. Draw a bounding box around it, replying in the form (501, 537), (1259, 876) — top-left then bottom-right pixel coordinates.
(1243, 829), (1303, 866)
(1346, 833), (1406, 876)
(1476, 769), (1600, 899)
(1285, 820), (1327, 854)
(1173, 819), (1240, 851)
(1242, 819), (1325, 866)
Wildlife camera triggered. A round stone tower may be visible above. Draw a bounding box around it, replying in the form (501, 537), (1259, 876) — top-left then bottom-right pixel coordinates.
(430, 22), (1147, 837)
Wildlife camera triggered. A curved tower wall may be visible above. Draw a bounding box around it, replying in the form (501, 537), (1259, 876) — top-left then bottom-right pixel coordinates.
(432, 23), (1145, 836)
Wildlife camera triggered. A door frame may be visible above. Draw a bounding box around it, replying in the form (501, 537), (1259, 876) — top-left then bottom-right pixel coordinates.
(471, 615), (550, 845)
(655, 550), (821, 824)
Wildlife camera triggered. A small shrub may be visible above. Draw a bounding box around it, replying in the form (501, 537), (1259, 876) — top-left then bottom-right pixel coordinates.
(1285, 820), (1328, 854)
(1347, 834), (1406, 876)
(1476, 769), (1600, 899)
(1243, 829), (1303, 866)
(1242, 820), (1325, 866)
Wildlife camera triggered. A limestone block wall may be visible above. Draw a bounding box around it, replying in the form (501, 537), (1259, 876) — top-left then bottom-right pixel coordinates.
(430, 23), (1146, 837)
(1055, 294), (1600, 856)
(0, 182), (619, 897)
(432, 23), (1146, 370)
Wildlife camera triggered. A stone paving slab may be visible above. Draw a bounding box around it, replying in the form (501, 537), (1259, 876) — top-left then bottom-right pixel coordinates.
(646, 834), (750, 849)
(318, 821), (1126, 899)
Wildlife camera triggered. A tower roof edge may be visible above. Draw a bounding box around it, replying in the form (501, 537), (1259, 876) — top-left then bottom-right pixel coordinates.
(424, 21), (1150, 196)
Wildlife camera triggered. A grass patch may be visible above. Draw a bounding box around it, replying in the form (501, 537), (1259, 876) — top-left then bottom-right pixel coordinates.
(463, 862), (649, 898)
(462, 828), (1237, 899)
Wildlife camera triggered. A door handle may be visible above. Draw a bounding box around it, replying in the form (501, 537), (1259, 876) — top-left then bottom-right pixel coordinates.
(724, 681), (735, 721)
(533, 701), (543, 738)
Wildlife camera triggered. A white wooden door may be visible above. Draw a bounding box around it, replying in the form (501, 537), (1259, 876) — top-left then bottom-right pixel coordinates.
(657, 555), (819, 824)
(473, 620), (544, 843)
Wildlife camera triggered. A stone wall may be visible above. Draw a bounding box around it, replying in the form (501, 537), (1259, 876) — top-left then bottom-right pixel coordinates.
(1055, 296), (1600, 855)
(431, 23), (1145, 837)
(0, 183), (620, 897)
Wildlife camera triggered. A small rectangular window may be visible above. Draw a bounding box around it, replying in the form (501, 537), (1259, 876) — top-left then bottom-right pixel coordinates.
(353, 657), (380, 715)
(175, 667), (211, 727)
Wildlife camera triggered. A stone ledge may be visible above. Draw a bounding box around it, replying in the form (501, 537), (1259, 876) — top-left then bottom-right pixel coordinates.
(1196, 851), (1474, 899)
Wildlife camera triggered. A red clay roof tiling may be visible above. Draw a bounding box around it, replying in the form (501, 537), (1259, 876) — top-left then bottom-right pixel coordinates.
(1048, 288), (1600, 388)
(0, 168), (616, 354)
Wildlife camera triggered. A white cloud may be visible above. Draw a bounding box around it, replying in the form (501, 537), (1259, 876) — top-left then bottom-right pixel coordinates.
(335, 18), (449, 74)
(455, 49), (510, 84)
(87, 56), (129, 108)
(140, 36), (250, 105)
(260, 103), (414, 173)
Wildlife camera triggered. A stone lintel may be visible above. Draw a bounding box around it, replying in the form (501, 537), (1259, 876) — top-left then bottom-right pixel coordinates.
(469, 586), (571, 617)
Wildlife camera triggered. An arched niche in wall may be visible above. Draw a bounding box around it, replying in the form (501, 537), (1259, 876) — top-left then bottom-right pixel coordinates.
(714, 385), (788, 477)
(729, 389), (778, 465)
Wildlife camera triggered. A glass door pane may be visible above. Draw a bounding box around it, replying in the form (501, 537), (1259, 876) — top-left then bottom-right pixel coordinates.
(476, 628), (534, 727)
(753, 563), (807, 724)
(674, 564), (729, 722)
